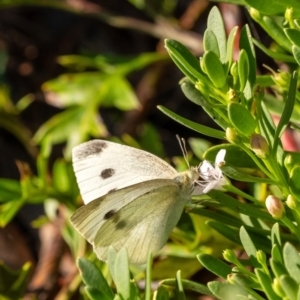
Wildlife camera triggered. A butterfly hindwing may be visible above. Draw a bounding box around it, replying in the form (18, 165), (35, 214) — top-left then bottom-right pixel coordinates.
(72, 140), (178, 203)
(70, 178), (190, 264)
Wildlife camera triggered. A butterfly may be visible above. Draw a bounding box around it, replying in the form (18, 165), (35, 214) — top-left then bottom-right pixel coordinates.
(70, 139), (226, 264)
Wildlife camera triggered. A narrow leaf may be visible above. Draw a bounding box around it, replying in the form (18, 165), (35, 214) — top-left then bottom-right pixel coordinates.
(280, 275), (298, 300)
(197, 254), (232, 279)
(273, 71), (297, 153)
(157, 105), (224, 139)
(207, 6), (227, 63)
(255, 268), (281, 300)
(203, 29), (220, 57)
(283, 243), (300, 284)
(239, 227), (260, 267)
(228, 102), (257, 136)
(203, 51), (226, 88)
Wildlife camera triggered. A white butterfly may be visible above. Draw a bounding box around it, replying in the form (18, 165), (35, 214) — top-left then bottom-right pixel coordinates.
(70, 139), (225, 264)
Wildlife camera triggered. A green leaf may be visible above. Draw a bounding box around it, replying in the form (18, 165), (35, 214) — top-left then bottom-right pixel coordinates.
(270, 258), (288, 278)
(86, 287), (112, 300)
(271, 245), (283, 264)
(175, 271), (186, 300)
(114, 52), (167, 76)
(203, 144), (257, 168)
(157, 105), (225, 139)
(0, 179), (21, 202)
(0, 198), (25, 227)
(283, 243), (300, 284)
(239, 227), (260, 267)
(226, 26), (238, 74)
(220, 164), (276, 184)
(273, 71), (297, 153)
(207, 6), (227, 63)
(180, 81), (212, 107)
(192, 207), (243, 229)
(114, 248), (131, 300)
(263, 94), (300, 124)
(203, 29), (220, 57)
(228, 102), (257, 136)
(238, 50), (249, 93)
(34, 106), (106, 158)
(77, 257), (114, 299)
(285, 29), (300, 48)
(289, 165), (300, 198)
(107, 247), (117, 282)
(203, 51), (226, 88)
(188, 137), (212, 159)
(239, 25), (256, 88)
(155, 286), (169, 300)
(252, 39), (296, 63)
(280, 275), (298, 300)
(208, 190), (274, 222)
(202, 105), (229, 130)
(255, 268), (282, 300)
(42, 72), (102, 107)
(164, 39), (203, 82)
(208, 281), (249, 300)
(52, 159), (73, 194)
(197, 254), (232, 279)
(292, 45), (300, 66)
(161, 278), (213, 296)
(100, 76), (140, 110)
(245, 0), (300, 17)
(0, 261), (31, 299)
(250, 11), (293, 53)
(206, 220), (240, 243)
(271, 223), (282, 248)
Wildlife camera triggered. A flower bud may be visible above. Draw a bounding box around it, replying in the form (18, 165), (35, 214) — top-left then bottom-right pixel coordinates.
(284, 155), (293, 174)
(286, 194), (300, 210)
(227, 273), (258, 288)
(273, 71), (290, 90)
(230, 62), (238, 86)
(250, 134), (270, 158)
(223, 249), (238, 264)
(226, 88), (238, 103)
(249, 8), (261, 22)
(265, 195), (285, 219)
(256, 250), (267, 266)
(253, 84), (264, 101)
(200, 57), (206, 73)
(285, 8), (294, 28)
(272, 278), (286, 297)
(226, 127), (240, 144)
(284, 154), (300, 175)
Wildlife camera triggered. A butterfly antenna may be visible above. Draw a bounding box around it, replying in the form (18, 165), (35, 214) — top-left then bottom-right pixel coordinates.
(176, 135), (190, 168)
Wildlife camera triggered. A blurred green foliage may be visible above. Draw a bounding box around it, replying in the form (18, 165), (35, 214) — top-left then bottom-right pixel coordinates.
(1, 1), (300, 299)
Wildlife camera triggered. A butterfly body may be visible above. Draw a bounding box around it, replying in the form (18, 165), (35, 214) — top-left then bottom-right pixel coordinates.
(70, 139), (200, 264)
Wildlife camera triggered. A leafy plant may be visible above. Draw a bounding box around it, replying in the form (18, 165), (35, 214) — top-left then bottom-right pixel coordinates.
(1, 1), (300, 299)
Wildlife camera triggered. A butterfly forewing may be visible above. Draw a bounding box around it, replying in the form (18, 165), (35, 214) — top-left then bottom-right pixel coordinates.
(72, 140), (178, 203)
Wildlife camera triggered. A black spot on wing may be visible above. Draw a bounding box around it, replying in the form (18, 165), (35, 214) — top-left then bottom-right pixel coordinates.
(104, 209), (116, 220)
(116, 220), (126, 230)
(107, 188), (117, 194)
(101, 168), (115, 179)
(73, 140), (108, 160)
